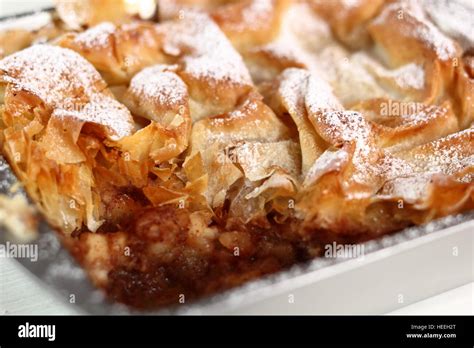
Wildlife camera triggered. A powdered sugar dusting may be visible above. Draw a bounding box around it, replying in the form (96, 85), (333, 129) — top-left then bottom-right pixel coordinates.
(381, 134), (474, 201)
(242, 0), (273, 27)
(161, 12), (252, 86)
(304, 149), (348, 186)
(74, 22), (116, 48)
(0, 45), (102, 104)
(374, 0), (458, 61)
(252, 2), (332, 74)
(52, 94), (133, 140)
(402, 104), (447, 126)
(352, 53), (426, 93)
(129, 65), (188, 107)
(277, 68), (309, 115)
(0, 45), (133, 140)
(304, 74), (378, 185)
(410, 129), (474, 176)
(305, 73), (343, 112)
(306, 86), (370, 164)
(414, 23), (457, 61)
(303, 72), (420, 188)
(340, 0), (362, 7)
(231, 0), (274, 32)
(390, 63), (425, 90)
(209, 98), (260, 128)
(422, 0), (474, 51)
(381, 174), (431, 202)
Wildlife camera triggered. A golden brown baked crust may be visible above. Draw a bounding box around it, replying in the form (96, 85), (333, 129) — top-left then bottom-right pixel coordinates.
(0, 0), (472, 308)
(309, 0), (386, 49)
(55, 0), (158, 29)
(56, 21), (166, 85)
(0, 12), (65, 59)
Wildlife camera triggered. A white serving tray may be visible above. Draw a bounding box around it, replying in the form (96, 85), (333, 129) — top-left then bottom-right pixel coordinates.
(192, 217), (473, 314)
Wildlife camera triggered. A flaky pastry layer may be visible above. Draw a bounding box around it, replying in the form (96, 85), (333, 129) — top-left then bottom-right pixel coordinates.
(0, 0), (472, 308)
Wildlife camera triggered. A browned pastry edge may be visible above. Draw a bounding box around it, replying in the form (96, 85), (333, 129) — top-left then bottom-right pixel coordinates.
(0, 0), (472, 309)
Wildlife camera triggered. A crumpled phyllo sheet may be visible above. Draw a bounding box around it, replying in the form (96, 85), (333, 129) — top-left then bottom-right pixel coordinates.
(156, 11), (254, 122)
(57, 21), (168, 85)
(350, 98), (459, 153)
(261, 68), (328, 176)
(275, 69), (474, 237)
(185, 92), (301, 225)
(1, 6), (472, 243)
(112, 64), (192, 190)
(226, 141), (300, 227)
(0, 15), (305, 236)
(0, 45), (195, 235)
(0, 45), (135, 233)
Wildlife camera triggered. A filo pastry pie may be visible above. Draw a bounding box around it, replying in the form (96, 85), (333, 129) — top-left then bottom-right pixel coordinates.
(0, 0), (472, 307)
